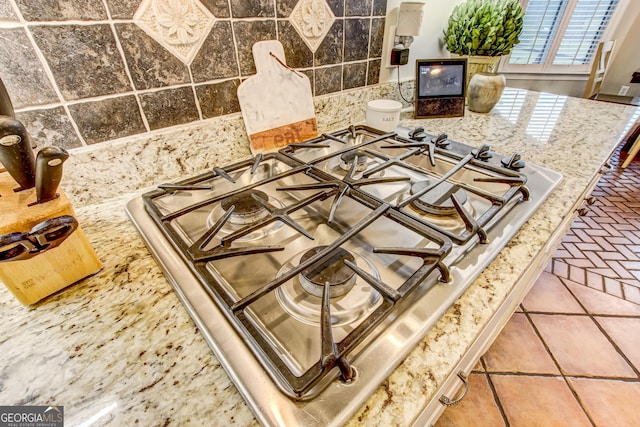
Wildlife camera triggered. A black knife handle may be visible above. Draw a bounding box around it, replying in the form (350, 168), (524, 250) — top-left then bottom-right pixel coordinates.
(35, 146), (69, 204)
(0, 215), (78, 263)
(0, 116), (36, 191)
(0, 79), (15, 118)
(0, 232), (36, 262)
(30, 214), (78, 250)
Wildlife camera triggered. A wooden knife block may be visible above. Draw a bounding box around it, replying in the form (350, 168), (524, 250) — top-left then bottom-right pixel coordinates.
(0, 172), (102, 305)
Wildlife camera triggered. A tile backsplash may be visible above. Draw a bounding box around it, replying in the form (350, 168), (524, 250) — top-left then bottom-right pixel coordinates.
(0, 0), (387, 149)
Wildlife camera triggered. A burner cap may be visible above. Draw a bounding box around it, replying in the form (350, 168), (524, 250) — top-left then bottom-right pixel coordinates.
(300, 246), (356, 298)
(410, 181), (468, 216)
(219, 190), (270, 225)
(220, 189), (267, 215)
(339, 150), (369, 172)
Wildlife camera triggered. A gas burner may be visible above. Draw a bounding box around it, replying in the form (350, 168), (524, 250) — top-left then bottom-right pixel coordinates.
(405, 181), (478, 235)
(220, 189), (269, 225)
(275, 247), (382, 327)
(409, 181), (468, 216)
(206, 190), (285, 240)
(339, 150), (370, 172)
(299, 246), (356, 298)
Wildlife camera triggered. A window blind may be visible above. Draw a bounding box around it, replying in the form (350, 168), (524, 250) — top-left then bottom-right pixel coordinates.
(508, 0), (619, 67)
(509, 0), (565, 65)
(554, 0), (620, 65)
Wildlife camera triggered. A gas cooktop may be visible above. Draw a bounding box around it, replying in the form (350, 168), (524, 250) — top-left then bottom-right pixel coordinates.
(126, 125), (562, 426)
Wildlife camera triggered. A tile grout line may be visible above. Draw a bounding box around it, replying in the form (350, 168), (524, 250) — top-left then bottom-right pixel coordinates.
(523, 308), (640, 319)
(559, 259), (640, 300)
(557, 276), (640, 380)
(103, 1), (151, 134)
(551, 144), (640, 306)
(519, 309), (598, 427)
(10, 1), (89, 147)
(479, 358), (511, 427)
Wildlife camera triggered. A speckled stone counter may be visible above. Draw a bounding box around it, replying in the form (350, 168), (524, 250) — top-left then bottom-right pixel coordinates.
(0, 88), (638, 426)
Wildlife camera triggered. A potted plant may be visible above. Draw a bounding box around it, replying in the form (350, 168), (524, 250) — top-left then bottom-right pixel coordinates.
(444, 0), (524, 78)
(443, 0), (524, 113)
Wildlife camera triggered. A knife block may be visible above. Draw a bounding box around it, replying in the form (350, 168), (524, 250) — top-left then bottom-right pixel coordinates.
(0, 172), (102, 305)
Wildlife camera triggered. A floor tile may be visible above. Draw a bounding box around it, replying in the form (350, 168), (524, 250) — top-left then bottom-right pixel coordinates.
(563, 278), (640, 315)
(483, 313), (559, 374)
(566, 257), (595, 269)
(569, 264), (586, 283)
(435, 147), (640, 426)
(595, 316), (640, 371)
(603, 276), (624, 298)
(435, 373), (505, 427)
(569, 378), (640, 427)
(530, 314), (635, 377)
(490, 374), (591, 427)
(551, 147), (640, 305)
(550, 258), (569, 278)
(521, 271), (584, 313)
(585, 269), (604, 289)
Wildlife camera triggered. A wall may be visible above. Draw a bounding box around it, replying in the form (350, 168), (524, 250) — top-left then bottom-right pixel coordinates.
(504, 76), (586, 98)
(380, 0), (462, 84)
(600, 0), (640, 97)
(0, 0), (387, 150)
(3, 0), (634, 155)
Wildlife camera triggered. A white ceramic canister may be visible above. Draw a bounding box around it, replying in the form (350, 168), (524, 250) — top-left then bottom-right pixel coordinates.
(365, 99), (402, 132)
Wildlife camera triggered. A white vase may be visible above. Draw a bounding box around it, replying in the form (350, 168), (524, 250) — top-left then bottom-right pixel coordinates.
(450, 54), (502, 86)
(467, 72), (506, 113)
(466, 56), (501, 85)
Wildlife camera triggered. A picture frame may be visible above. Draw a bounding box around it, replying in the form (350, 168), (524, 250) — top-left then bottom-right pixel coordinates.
(414, 58), (467, 118)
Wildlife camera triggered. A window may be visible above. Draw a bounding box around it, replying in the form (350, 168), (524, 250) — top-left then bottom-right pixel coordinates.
(502, 0), (622, 73)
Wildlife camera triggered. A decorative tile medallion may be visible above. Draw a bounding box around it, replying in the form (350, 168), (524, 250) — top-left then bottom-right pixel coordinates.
(289, 0), (336, 53)
(134, 0), (215, 65)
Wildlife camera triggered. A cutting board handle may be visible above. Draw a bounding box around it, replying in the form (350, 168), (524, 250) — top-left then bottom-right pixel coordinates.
(252, 41), (305, 80)
(254, 41), (285, 75)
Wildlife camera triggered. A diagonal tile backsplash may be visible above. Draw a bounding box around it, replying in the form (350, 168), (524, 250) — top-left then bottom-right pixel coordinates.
(0, 0), (387, 149)
(134, 0), (216, 65)
(289, 0), (336, 52)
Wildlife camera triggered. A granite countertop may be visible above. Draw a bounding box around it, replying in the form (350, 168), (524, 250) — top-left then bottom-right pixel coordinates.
(0, 88), (638, 426)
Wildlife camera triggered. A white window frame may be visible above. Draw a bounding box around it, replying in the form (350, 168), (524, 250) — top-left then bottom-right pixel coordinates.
(500, 0), (629, 75)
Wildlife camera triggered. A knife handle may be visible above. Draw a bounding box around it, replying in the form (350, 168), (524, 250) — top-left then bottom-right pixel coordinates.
(0, 79), (15, 118)
(0, 116), (36, 191)
(0, 215), (78, 262)
(34, 146), (69, 204)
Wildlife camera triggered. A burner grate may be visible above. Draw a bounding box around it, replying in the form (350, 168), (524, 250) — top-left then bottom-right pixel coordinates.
(126, 125), (564, 426)
(141, 152), (452, 399)
(280, 126), (531, 245)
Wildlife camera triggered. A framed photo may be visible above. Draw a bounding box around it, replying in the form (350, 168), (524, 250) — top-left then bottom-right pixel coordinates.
(414, 59), (467, 118)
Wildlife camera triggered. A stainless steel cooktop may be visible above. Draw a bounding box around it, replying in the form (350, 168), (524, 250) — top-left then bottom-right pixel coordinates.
(126, 125), (562, 426)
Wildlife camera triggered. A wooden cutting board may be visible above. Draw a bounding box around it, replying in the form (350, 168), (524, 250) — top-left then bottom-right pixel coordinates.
(238, 40), (317, 153)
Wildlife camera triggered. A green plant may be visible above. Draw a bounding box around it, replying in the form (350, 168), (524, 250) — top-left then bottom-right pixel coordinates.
(444, 0), (524, 57)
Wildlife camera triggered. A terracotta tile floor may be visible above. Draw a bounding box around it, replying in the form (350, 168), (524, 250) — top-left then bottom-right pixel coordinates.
(436, 147), (640, 426)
